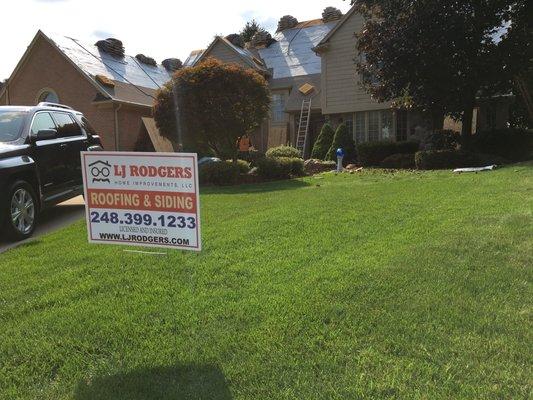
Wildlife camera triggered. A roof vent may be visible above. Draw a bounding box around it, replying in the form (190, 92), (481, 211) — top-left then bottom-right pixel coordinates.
(162, 58), (183, 72)
(322, 7), (343, 23)
(95, 38), (125, 58)
(135, 54), (157, 67)
(277, 15), (299, 32)
(225, 34), (245, 49)
(251, 31), (274, 48)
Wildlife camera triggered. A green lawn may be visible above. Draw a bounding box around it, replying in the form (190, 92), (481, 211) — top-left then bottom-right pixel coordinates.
(0, 164), (532, 399)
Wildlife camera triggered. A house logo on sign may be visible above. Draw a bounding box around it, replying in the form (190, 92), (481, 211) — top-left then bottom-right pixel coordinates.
(89, 160), (111, 183)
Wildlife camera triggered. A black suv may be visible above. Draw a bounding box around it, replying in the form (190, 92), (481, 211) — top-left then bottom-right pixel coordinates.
(0, 102), (103, 241)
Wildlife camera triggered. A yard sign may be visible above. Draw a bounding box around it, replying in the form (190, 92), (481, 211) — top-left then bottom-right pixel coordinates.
(81, 151), (201, 251)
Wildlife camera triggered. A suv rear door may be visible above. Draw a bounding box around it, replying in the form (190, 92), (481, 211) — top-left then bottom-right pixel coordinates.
(51, 111), (89, 188)
(31, 111), (71, 199)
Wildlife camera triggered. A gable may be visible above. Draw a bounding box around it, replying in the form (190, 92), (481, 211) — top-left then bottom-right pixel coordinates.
(4, 34), (103, 107)
(205, 40), (250, 68)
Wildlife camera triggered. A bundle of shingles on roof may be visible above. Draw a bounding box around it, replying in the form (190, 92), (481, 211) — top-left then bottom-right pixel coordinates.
(277, 15), (299, 32)
(136, 54), (157, 67)
(95, 38), (125, 58)
(322, 7), (343, 23)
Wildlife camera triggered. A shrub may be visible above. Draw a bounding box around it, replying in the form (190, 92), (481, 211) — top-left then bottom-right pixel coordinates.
(247, 150), (266, 167)
(471, 128), (533, 161)
(326, 123), (357, 162)
(266, 145), (301, 159)
(311, 123), (335, 160)
(415, 150), (507, 170)
(226, 159), (251, 174)
(380, 153), (416, 169)
(256, 157), (304, 179)
(199, 161), (239, 185)
(421, 130), (460, 151)
(356, 140), (420, 166)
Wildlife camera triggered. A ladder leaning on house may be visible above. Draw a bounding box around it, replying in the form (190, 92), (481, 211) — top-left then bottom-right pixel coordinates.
(296, 98), (312, 157)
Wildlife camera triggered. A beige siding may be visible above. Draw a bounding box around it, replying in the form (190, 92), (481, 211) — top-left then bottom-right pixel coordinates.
(321, 12), (390, 114)
(206, 41), (249, 68)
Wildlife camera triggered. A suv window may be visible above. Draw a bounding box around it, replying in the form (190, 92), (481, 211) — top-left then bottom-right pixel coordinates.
(0, 110), (27, 142)
(52, 112), (83, 137)
(31, 112), (56, 136)
(75, 115), (97, 136)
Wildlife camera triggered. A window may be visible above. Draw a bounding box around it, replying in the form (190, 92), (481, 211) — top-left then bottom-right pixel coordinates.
(345, 117), (354, 139)
(0, 110), (27, 142)
(52, 112), (82, 137)
(368, 111), (380, 142)
(380, 110), (393, 140)
(37, 89), (59, 104)
(75, 115), (97, 136)
(271, 94), (286, 123)
(355, 112), (366, 143)
(31, 112), (56, 136)
(396, 110), (408, 141)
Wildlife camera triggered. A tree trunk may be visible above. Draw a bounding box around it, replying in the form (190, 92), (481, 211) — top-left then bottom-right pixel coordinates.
(430, 109), (445, 131)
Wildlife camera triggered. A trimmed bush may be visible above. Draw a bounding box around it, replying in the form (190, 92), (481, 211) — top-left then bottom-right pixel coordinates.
(311, 123), (335, 160)
(381, 153), (416, 169)
(471, 128), (533, 161)
(266, 145), (301, 159)
(415, 150), (507, 170)
(326, 123), (356, 162)
(226, 159), (251, 174)
(421, 130), (460, 151)
(256, 157), (304, 179)
(199, 161), (239, 185)
(357, 140), (420, 166)
(247, 150), (266, 167)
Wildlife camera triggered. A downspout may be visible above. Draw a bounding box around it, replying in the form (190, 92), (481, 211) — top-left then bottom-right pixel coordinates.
(5, 80), (10, 105)
(114, 102), (122, 151)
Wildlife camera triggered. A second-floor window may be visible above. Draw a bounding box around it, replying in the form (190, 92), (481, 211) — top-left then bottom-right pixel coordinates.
(271, 94), (287, 123)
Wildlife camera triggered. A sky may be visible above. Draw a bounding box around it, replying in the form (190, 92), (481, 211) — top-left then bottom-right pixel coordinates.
(0, 0), (351, 80)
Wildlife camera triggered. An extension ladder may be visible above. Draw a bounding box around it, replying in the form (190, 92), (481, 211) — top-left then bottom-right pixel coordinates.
(296, 98), (312, 157)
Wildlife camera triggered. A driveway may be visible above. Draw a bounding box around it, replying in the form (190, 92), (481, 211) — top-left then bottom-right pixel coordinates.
(0, 196), (85, 254)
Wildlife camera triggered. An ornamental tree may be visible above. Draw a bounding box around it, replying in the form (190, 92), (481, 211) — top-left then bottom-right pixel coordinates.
(311, 123), (335, 160)
(153, 58), (270, 160)
(326, 123), (356, 162)
(351, 0), (531, 140)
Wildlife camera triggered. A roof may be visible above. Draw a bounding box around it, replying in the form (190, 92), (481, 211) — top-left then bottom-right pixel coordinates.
(192, 36), (268, 73)
(45, 32), (170, 106)
(258, 20), (337, 79)
(316, 5), (358, 47)
(184, 49), (205, 67)
(277, 74), (322, 112)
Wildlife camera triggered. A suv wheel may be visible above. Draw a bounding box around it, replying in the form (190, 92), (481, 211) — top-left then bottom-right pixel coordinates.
(4, 181), (38, 241)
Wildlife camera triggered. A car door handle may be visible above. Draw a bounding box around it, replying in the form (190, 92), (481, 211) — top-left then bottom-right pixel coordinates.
(59, 143), (68, 149)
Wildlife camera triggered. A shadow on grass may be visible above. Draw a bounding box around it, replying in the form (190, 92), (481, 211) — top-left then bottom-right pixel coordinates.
(74, 364), (232, 400)
(200, 178), (311, 195)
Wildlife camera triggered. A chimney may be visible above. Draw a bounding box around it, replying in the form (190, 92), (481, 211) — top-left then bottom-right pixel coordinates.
(322, 7), (343, 23)
(95, 38), (125, 58)
(277, 15), (299, 32)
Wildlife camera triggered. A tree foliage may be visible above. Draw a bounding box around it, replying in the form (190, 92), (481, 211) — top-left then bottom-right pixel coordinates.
(352, 0), (531, 137)
(240, 19), (264, 43)
(153, 58), (270, 159)
(326, 123), (356, 162)
(311, 123), (335, 160)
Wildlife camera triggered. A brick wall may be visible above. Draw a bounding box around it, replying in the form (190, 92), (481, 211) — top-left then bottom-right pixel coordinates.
(2, 34), (152, 151)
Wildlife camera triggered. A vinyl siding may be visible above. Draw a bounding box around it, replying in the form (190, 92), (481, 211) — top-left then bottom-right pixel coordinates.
(321, 12), (390, 114)
(206, 41), (249, 68)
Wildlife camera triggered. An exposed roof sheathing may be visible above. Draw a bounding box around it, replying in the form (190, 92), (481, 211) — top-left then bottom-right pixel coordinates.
(45, 32), (171, 106)
(258, 21), (336, 79)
